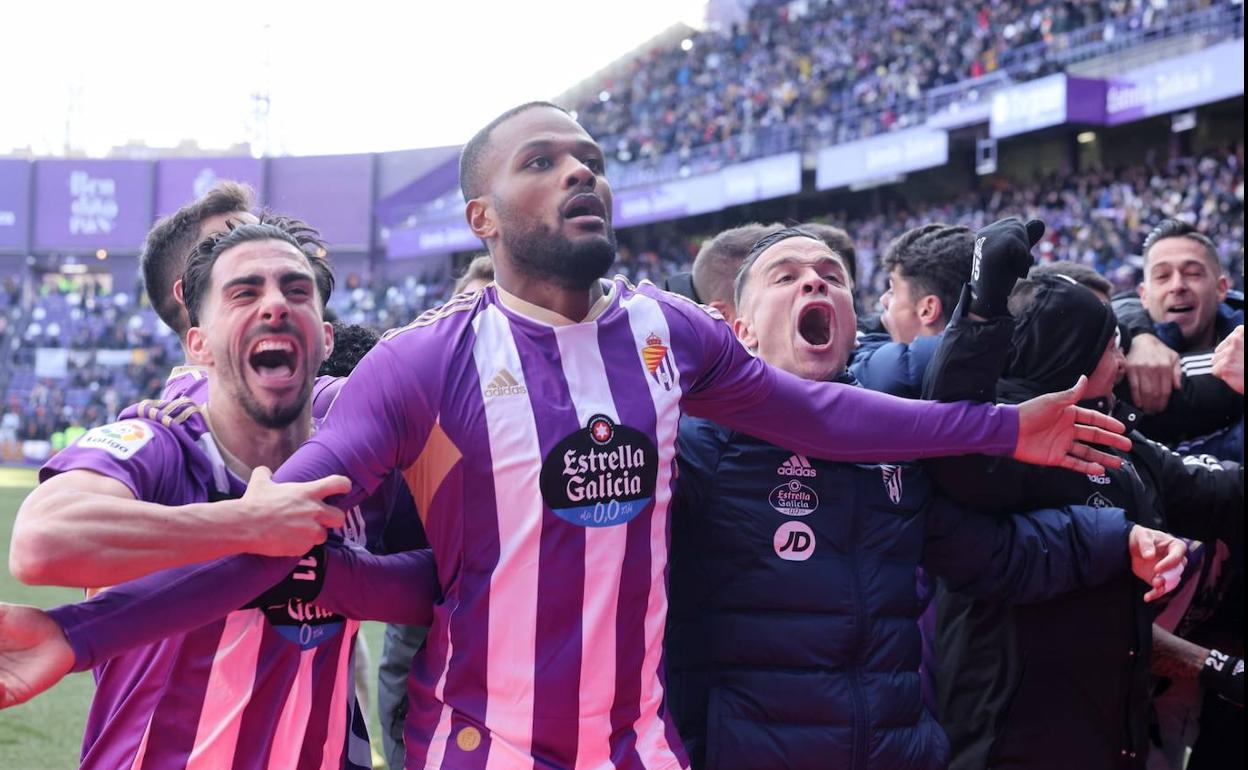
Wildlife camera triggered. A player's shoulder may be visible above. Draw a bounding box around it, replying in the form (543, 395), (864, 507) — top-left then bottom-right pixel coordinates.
(51, 398), (202, 471)
(619, 276), (725, 323)
(382, 288), (485, 343)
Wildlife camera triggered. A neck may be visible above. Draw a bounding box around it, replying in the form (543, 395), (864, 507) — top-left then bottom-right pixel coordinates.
(203, 390), (311, 479)
(494, 261), (597, 322)
(1182, 325), (1217, 353)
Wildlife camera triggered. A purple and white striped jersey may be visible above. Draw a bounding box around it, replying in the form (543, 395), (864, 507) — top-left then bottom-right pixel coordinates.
(268, 278), (1020, 770)
(41, 396), (382, 770)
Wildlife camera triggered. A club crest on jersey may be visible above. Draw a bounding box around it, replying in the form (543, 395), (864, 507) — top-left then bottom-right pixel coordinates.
(78, 420), (154, 460)
(881, 465), (903, 505)
(641, 333), (677, 391)
(1086, 492), (1114, 509)
(539, 414), (658, 528)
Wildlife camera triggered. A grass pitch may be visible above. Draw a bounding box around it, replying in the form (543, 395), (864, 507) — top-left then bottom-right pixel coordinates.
(0, 468), (389, 769)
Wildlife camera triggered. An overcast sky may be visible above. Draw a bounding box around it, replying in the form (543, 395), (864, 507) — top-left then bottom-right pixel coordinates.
(1, 0), (706, 158)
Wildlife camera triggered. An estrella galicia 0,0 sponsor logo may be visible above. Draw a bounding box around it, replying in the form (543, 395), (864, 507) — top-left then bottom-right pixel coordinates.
(540, 414), (658, 528)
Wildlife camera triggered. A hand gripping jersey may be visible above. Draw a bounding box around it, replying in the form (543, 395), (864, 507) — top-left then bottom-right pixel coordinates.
(51, 278), (1020, 770)
(42, 397), (389, 770)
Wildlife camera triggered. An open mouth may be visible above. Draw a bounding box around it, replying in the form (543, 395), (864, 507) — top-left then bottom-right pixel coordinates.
(798, 304), (833, 347)
(248, 338), (298, 383)
(1166, 304), (1195, 315)
(563, 193), (607, 223)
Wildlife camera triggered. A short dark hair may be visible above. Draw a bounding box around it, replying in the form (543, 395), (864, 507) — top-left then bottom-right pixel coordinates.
(1142, 218), (1222, 273)
(459, 101), (570, 202)
(693, 223), (780, 305)
(182, 215), (334, 328)
(142, 181), (255, 337)
(734, 226), (847, 307)
(799, 222), (858, 284)
(881, 223), (974, 326)
(1030, 260), (1112, 298)
(318, 322), (380, 377)
(453, 254), (495, 294)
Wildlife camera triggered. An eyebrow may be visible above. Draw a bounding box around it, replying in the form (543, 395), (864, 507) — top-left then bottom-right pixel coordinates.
(514, 138), (604, 160)
(765, 255), (847, 277)
(221, 271), (314, 293)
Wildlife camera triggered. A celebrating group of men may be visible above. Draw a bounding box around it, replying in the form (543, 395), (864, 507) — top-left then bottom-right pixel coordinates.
(0, 102), (1241, 770)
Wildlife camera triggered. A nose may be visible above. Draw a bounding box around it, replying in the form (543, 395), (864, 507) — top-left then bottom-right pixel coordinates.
(800, 270), (829, 296)
(564, 158), (597, 191)
(259, 287), (290, 323)
(879, 289), (892, 311)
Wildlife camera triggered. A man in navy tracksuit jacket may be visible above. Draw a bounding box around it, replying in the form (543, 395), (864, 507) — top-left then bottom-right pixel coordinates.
(664, 227), (1185, 770)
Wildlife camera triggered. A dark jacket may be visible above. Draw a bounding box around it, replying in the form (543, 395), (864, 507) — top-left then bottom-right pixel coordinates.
(924, 281), (1244, 770)
(666, 408), (1134, 770)
(850, 332), (943, 398)
(1111, 291), (1244, 459)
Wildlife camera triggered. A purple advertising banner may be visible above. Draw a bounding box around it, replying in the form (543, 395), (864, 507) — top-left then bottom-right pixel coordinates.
(990, 74), (1106, 138)
(614, 152), (801, 229)
(1105, 40), (1245, 126)
(386, 217), (479, 260)
(0, 159), (31, 253)
(34, 160), (154, 253)
(267, 154), (374, 251)
(815, 127), (948, 191)
(155, 157), (265, 218)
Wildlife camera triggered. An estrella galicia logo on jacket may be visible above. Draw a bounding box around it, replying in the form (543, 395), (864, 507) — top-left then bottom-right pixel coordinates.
(774, 521), (815, 561)
(881, 465), (903, 505)
(641, 333), (677, 391)
(540, 414), (658, 527)
(769, 479), (818, 516)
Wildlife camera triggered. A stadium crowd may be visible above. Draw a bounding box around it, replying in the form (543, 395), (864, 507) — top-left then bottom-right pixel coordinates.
(573, 0), (1236, 168)
(1, 147), (1241, 450)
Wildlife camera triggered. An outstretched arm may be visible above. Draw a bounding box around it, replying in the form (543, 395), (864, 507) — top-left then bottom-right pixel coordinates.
(923, 499), (1186, 604)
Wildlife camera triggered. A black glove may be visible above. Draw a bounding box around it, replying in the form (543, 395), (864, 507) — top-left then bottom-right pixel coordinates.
(242, 544), (327, 610)
(968, 217), (1045, 318)
(1200, 648), (1244, 707)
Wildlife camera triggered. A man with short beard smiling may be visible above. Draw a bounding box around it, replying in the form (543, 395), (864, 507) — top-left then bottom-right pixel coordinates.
(2, 103), (1139, 770)
(4, 218), (437, 770)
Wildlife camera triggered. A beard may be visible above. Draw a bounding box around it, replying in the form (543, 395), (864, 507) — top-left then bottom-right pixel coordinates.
(236, 377), (312, 429)
(498, 204), (617, 291)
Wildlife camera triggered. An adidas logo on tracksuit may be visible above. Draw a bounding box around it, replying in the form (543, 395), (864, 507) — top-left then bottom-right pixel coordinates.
(776, 454), (817, 478)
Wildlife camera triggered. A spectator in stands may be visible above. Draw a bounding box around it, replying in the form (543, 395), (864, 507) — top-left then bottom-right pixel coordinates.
(1113, 219), (1244, 461)
(666, 226), (1184, 770)
(921, 219), (1243, 770)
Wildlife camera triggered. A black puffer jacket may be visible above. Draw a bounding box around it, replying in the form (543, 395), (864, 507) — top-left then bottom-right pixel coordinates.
(922, 278), (1243, 770)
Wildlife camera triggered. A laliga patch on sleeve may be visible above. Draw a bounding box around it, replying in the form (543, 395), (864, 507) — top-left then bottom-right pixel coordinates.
(76, 420), (156, 460)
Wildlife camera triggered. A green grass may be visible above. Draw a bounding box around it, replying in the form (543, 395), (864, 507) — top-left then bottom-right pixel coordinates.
(0, 469), (390, 769)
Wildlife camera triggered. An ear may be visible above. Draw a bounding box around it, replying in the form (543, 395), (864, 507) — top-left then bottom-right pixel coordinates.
(173, 279), (186, 307)
(1216, 273), (1230, 303)
(1137, 281), (1148, 300)
(917, 294), (942, 326)
(185, 325), (213, 366)
(733, 316), (758, 351)
(466, 197), (497, 241)
(321, 321), (335, 362)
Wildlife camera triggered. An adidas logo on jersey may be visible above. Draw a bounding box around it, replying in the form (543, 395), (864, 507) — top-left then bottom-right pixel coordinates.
(484, 369), (527, 398)
(776, 454), (817, 478)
